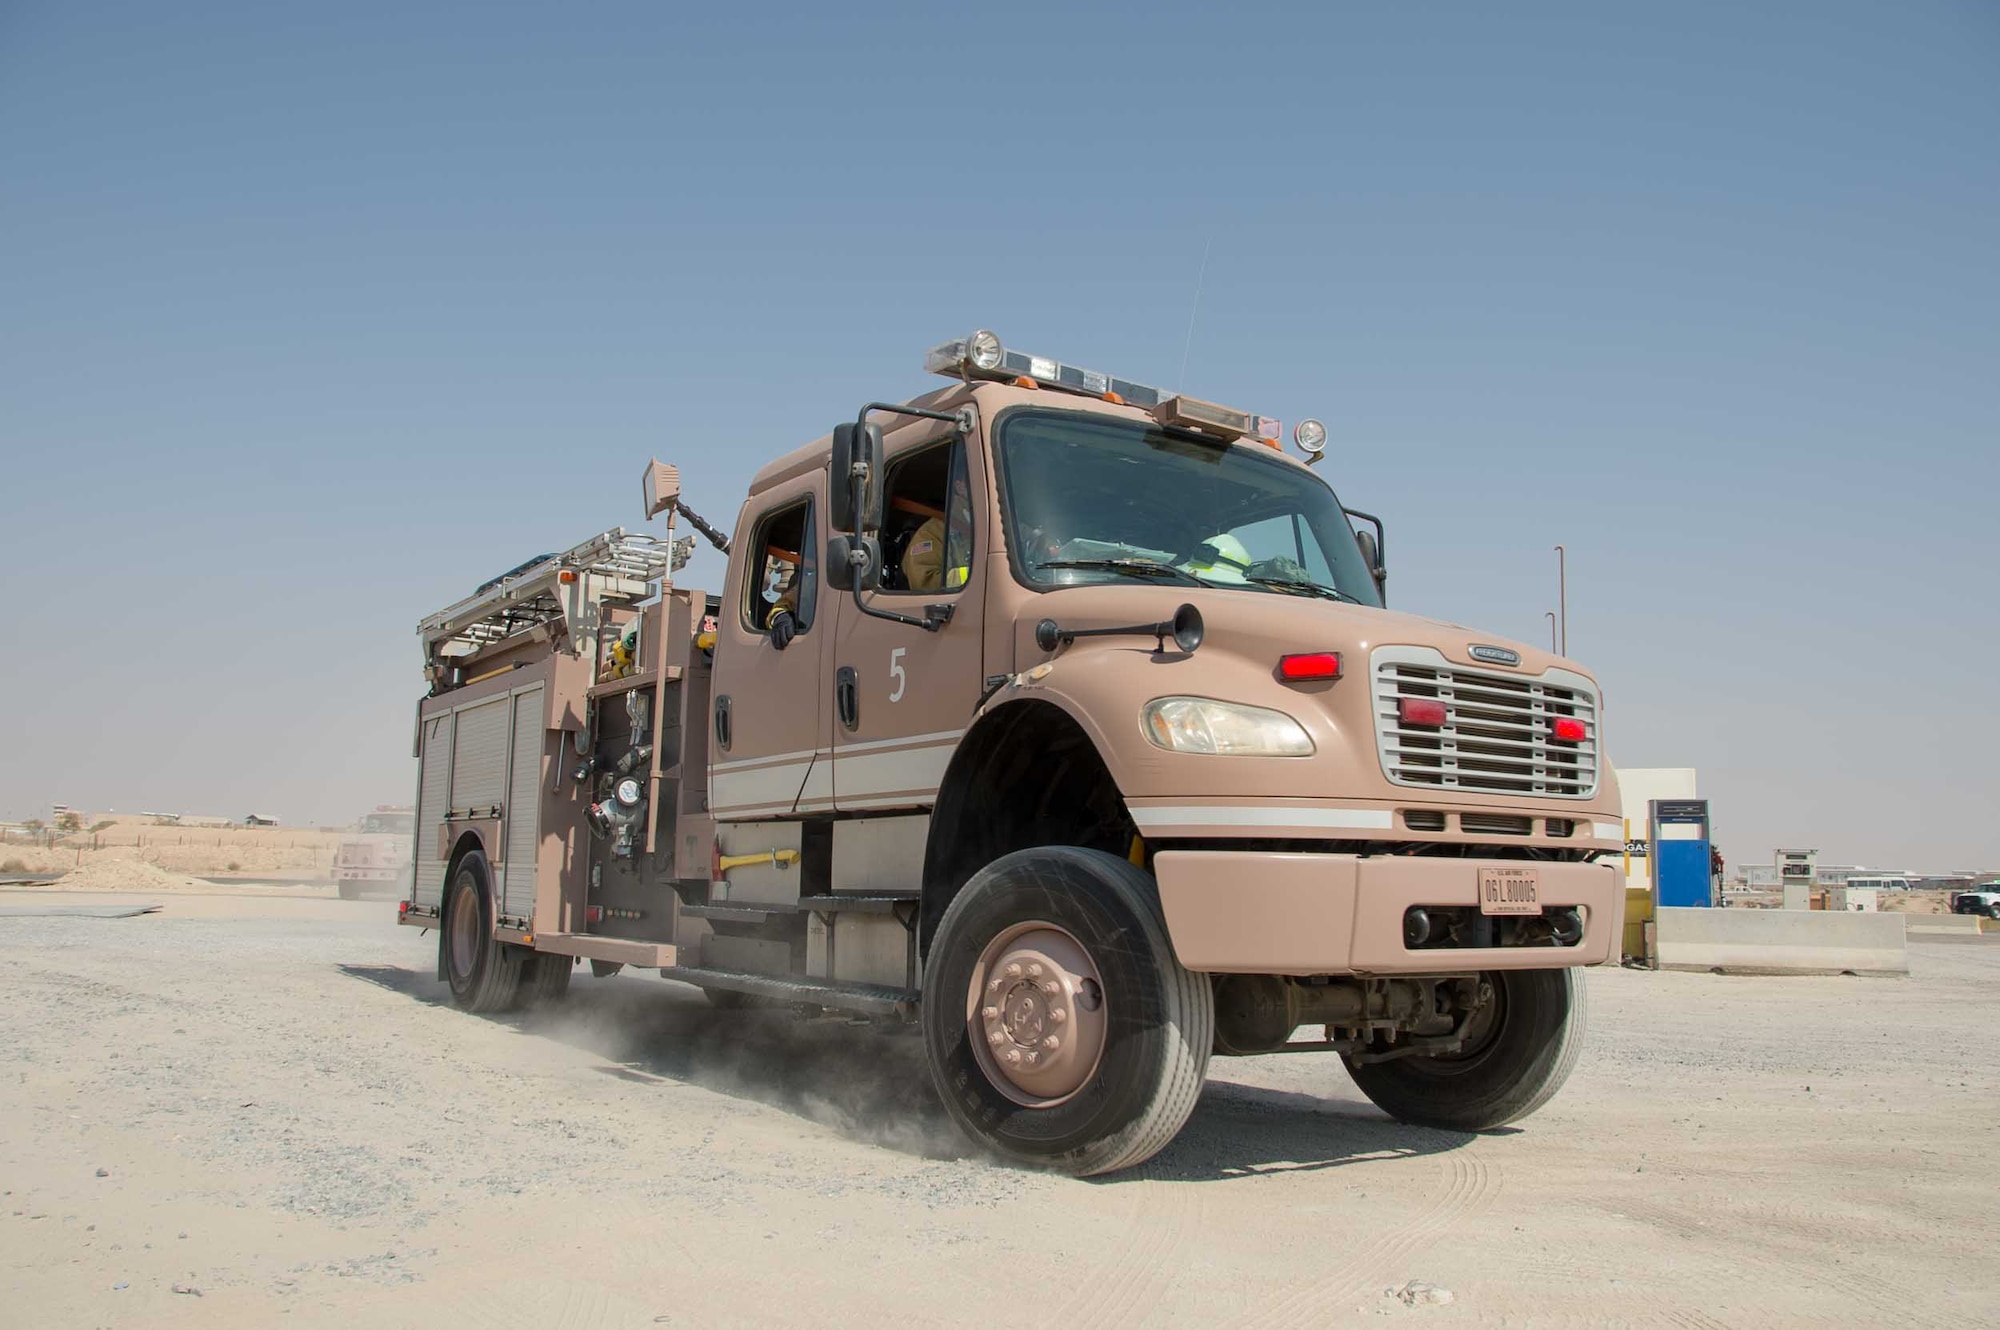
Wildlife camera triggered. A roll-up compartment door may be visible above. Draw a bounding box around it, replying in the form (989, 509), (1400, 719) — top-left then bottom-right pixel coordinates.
(503, 685), (545, 920)
(414, 711), (455, 908)
(451, 697), (509, 812)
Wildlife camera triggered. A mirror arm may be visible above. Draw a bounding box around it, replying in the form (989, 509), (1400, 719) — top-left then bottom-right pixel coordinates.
(846, 555), (949, 633)
(854, 401), (975, 435)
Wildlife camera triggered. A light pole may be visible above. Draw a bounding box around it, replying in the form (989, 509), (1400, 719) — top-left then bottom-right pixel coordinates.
(1546, 611), (1558, 653)
(1553, 545), (1568, 656)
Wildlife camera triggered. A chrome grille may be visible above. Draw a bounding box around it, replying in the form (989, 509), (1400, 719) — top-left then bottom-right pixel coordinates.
(1372, 648), (1600, 798)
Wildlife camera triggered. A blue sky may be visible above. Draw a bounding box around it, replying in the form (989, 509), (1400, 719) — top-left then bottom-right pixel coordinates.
(2, 1), (1995, 870)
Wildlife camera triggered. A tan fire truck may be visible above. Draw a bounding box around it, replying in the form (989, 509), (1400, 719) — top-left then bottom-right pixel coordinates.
(400, 331), (1624, 1175)
(334, 806), (414, 900)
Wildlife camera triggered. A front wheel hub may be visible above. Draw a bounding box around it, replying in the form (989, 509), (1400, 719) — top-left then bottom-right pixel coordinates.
(966, 922), (1108, 1107)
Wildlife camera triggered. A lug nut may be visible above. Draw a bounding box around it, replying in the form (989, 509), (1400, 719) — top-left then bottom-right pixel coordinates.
(1023, 1051), (1039, 1066)
(1049, 1008), (1067, 1024)
(987, 978), (1003, 993)
(1026, 963), (1043, 978)
(1042, 981), (1060, 996)
(1004, 1049), (1022, 1065)
(1042, 1035), (1060, 1050)
(988, 1030), (1006, 1045)
(1004, 962), (1022, 979)
(982, 1006), (999, 1020)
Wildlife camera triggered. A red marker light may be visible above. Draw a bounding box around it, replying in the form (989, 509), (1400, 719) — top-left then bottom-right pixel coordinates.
(1278, 652), (1342, 681)
(397, 900), (410, 917)
(1552, 717), (1588, 743)
(1400, 697), (1448, 727)
(587, 905), (604, 925)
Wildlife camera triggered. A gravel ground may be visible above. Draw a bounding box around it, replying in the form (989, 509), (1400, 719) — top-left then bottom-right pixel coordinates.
(3, 889), (1996, 1328)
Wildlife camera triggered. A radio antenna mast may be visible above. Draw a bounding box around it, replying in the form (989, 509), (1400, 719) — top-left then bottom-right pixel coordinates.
(1177, 235), (1212, 392)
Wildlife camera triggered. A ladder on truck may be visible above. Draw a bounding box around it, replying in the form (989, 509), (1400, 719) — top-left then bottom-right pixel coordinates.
(417, 527), (675, 670)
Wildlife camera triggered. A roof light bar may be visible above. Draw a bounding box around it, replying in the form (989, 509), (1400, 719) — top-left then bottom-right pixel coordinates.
(927, 332), (1173, 408)
(1154, 394), (1255, 441)
(926, 331), (1290, 448)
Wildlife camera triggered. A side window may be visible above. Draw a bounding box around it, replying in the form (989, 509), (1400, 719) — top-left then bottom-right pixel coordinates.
(741, 499), (817, 634)
(880, 439), (973, 594)
(1222, 512), (1333, 582)
(1227, 514), (1299, 565)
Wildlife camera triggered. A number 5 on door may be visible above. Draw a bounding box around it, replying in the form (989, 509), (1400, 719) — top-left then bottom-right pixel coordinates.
(889, 647), (907, 702)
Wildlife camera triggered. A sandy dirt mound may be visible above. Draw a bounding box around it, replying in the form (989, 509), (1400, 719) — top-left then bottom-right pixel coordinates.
(46, 859), (212, 893)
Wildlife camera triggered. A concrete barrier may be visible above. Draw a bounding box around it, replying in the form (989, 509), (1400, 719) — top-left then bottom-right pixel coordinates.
(1655, 906), (1908, 976)
(1905, 915), (1983, 935)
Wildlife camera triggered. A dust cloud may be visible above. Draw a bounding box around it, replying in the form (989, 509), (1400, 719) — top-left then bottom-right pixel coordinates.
(499, 966), (974, 1163)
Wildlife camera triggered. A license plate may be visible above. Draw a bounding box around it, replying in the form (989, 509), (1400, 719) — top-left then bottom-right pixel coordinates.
(1479, 866), (1540, 916)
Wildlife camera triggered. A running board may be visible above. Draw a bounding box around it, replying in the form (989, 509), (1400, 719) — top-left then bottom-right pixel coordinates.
(659, 965), (918, 1019)
(684, 895), (918, 924)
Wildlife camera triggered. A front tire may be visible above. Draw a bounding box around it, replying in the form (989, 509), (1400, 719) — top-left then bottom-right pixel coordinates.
(1345, 968), (1586, 1131)
(921, 847), (1212, 1177)
(441, 851), (523, 1013)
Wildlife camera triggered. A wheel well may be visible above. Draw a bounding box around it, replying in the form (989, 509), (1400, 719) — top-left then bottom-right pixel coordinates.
(443, 831), (491, 897)
(921, 700), (1135, 958)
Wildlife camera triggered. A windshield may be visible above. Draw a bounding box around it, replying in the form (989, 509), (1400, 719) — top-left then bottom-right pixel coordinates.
(362, 813), (413, 835)
(995, 409), (1383, 607)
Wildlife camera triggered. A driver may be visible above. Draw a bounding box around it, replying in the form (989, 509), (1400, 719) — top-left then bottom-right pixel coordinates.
(902, 467), (973, 592)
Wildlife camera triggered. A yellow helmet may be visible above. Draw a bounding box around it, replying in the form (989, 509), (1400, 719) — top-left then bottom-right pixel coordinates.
(1189, 533), (1252, 584)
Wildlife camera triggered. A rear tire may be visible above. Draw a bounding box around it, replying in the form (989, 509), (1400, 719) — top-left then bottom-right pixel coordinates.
(441, 851), (523, 1013)
(921, 846), (1212, 1177)
(520, 951), (573, 1005)
(1345, 968), (1586, 1131)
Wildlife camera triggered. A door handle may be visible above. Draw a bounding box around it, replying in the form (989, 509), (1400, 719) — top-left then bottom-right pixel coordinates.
(835, 666), (859, 732)
(714, 695), (732, 751)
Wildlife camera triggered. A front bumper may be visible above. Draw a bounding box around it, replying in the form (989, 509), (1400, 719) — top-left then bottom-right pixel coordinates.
(1153, 850), (1624, 975)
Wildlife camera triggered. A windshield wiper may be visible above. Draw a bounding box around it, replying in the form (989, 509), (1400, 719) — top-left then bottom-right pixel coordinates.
(1243, 575), (1365, 605)
(1036, 558), (1209, 587)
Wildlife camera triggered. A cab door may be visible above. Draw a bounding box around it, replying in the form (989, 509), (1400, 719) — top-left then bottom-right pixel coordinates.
(829, 431), (985, 812)
(707, 474), (832, 820)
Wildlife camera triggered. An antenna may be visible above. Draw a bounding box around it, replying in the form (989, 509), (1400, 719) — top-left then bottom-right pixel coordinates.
(1177, 235), (1212, 392)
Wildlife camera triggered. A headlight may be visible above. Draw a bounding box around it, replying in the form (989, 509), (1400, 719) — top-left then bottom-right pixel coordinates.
(614, 777), (643, 807)
(1141, 697), (1314, 757)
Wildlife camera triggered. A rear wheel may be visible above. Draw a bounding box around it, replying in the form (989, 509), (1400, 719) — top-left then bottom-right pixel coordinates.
(520, 951), (573, 1005)
(1345, 968), (1586, 1131)
(442, 851), (522, 1013)
(921, 847), (1212, 1177)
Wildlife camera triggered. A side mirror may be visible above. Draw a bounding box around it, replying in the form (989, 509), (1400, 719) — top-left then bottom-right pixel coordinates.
(1354, 529), (1380, 577)
(829, 422), (884, 534)
(825, 534), (881, 593)
(1344, 507), (1388, 602)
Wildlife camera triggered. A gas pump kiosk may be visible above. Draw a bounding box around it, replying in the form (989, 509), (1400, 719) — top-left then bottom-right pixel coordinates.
(1650, 799), (1713, 908)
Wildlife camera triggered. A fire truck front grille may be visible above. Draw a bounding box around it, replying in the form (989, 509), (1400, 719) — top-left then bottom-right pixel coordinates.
(1372, 648), (1600, 799)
